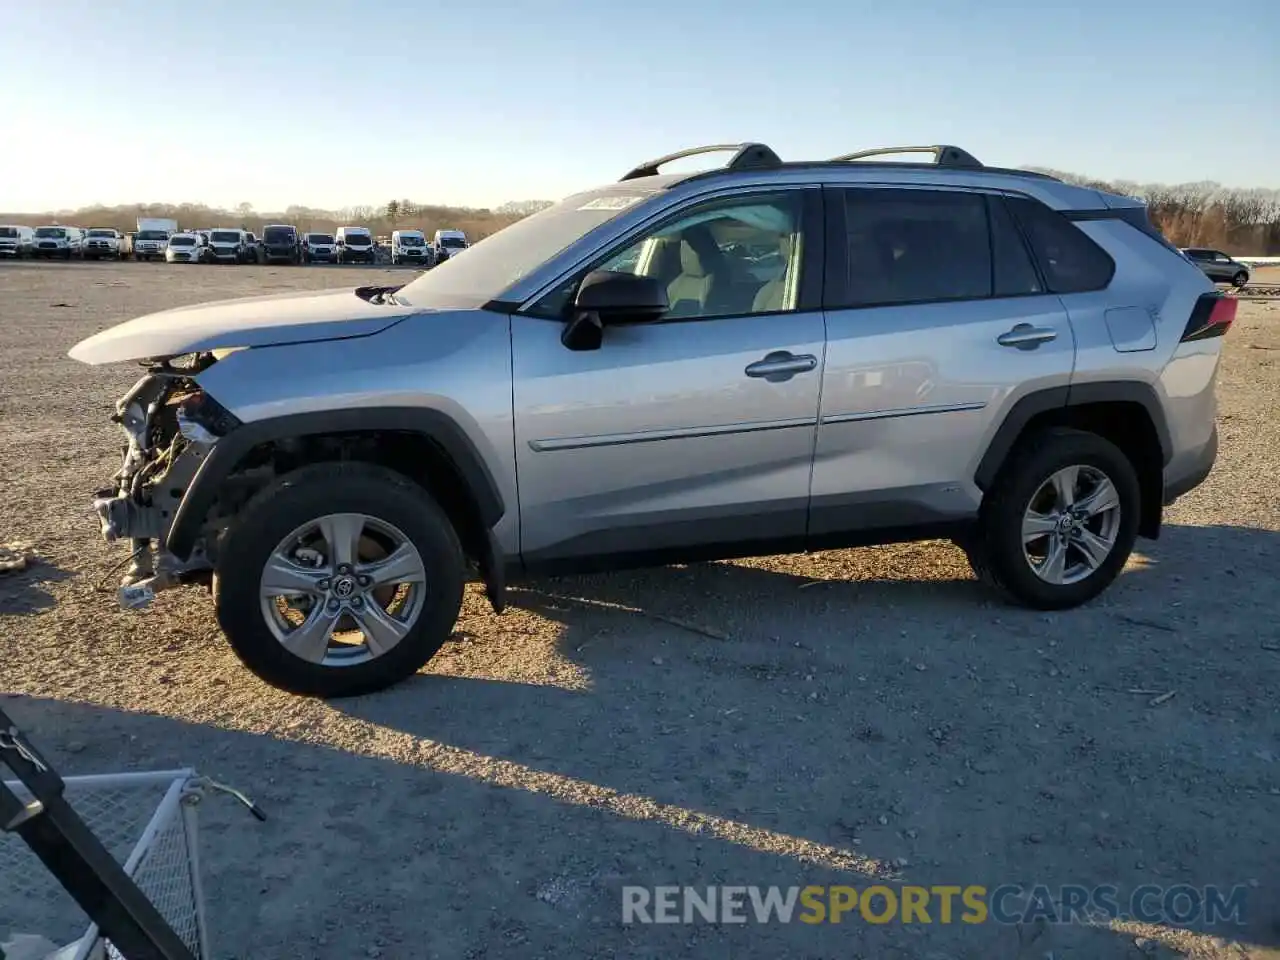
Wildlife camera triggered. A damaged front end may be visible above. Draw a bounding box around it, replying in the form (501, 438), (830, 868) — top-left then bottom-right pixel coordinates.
(94, 353), (240, 609)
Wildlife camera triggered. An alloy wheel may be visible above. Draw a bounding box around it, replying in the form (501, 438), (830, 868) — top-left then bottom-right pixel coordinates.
(1021, 465), (1122, 585)
(259, 513), (427, 667)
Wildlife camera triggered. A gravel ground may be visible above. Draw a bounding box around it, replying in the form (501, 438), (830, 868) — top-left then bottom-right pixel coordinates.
(1, 261), (1278, 960)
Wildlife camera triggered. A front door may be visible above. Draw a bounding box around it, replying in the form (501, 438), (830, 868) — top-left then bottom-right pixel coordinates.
(511, 187), (826, 570)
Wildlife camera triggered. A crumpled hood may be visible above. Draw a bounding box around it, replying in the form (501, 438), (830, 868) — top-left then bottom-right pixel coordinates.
(68, 287), (412, 365)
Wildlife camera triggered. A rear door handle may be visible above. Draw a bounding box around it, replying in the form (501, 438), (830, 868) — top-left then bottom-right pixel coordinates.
(997, 324), (1057, 349)
(744, 351), (818, 382)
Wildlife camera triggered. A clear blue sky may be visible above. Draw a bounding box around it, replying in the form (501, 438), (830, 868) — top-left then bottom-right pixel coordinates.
(2, 0), (1276, 213)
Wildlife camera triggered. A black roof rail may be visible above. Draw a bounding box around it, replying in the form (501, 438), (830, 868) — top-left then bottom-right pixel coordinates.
(831, 145), (984, 170)
(620, 142), (783, 181)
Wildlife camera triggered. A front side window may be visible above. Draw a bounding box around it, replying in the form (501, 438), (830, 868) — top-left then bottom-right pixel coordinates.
(532, 192), (804, 321)
(842, 188), (992, 308)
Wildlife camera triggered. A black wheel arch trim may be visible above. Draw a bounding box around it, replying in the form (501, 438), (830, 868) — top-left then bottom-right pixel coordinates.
(166, 406), (506, 561)
(975, 381), (1172, 491)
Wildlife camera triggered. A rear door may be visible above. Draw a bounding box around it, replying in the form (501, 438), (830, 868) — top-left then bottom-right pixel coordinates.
(810, 186), (1076, 538)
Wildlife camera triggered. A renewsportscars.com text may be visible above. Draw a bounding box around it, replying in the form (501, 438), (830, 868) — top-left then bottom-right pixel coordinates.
(621, 884), (1249, 926)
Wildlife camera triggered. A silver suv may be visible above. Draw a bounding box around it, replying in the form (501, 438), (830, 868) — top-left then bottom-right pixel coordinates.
(70, 142), (1232, 697)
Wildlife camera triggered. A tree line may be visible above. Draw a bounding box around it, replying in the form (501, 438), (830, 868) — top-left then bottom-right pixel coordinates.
(1029, 169), (1280, 254)
(0, 198), (554, 241)
(4, 174), (1277, 253)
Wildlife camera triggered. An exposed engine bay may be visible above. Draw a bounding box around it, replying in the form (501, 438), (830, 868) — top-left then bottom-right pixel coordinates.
(94, 352), (242, 607)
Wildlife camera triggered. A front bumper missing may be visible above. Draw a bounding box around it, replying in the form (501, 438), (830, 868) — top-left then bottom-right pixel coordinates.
(93, 373), (227, 610)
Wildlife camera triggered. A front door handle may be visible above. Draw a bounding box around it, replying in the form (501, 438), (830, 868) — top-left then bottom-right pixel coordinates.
(997, 324), (1057, 350)
(744, 351), (818, 382)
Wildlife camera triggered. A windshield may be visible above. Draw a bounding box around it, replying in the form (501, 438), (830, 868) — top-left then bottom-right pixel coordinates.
(344, 232), (371, 245)
(169, 236), (196, 247)
(0, 227), (17, 238)
(397, 187), (657, 309)
(440, 236), (466, 248)
(35, 227), (66, 238)
(398, 235), (424, 246)
(137, 230), (168, 241)
(211, 231), (240, 243)
(88, 229), (115, 238)
(264, 228), (295, 243)
(307, 234), (333, 244)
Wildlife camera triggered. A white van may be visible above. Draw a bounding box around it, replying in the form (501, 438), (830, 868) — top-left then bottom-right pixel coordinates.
(334, 225), (374, 264)
(390, 229), (429, 266)
(0, 225), (34, 258)
(32, 226), (84, 259)
(432, 228), (468, 262)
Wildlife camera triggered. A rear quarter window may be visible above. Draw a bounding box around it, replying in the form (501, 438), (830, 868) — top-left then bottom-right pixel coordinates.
(1006, 196), (1115, 294)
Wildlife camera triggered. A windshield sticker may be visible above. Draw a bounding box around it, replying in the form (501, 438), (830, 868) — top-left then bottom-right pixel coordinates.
(578, 196), (645, 211)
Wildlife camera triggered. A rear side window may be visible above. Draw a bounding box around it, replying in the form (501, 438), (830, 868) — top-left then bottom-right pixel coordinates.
(988, 197), (1043, 297)
(1006, 197), (1114, 293)
(842, 189), (992, 307)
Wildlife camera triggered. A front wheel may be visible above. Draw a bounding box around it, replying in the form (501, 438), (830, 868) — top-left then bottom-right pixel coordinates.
(961, 427), (1140, 609)
(214, 462), (466, 697)
(1232, 271), (1249, 288)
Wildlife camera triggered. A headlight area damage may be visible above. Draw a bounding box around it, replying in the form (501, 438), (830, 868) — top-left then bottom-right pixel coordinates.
(96, 353), (241, 608)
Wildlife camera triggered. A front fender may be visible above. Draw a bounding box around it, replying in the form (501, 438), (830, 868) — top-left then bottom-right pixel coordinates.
(166, 406), (506, 560)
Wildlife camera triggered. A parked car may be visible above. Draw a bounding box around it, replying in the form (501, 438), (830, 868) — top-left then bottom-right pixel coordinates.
(1181, 248), (1250, 287)
(390, 229), (430, 266)
(164, 232), (209, 264)
(83, 228), (124, 260)
(261, 224), (301, 265)
(0, 225), (34, 258)
(302, 232), (336, 263)
(68, 140), (1228, 697)
(335, 225), (375, 264)
(208, 228), (250, 264)
(32, 226), (83, 259)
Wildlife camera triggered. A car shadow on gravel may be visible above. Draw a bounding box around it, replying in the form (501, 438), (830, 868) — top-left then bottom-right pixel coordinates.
(0, 557), (72, 615)
(336, 525), (1280, 956)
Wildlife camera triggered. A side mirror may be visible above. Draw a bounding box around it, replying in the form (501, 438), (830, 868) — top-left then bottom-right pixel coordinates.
(562, 271), (668, 351)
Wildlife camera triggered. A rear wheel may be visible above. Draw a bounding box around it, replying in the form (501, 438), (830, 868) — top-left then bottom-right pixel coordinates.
(961, 427), (1140, 609)
(214, 463), (466, 697)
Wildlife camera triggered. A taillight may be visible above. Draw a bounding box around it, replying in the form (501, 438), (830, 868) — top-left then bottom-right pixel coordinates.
(1180, 293), (1237, 343)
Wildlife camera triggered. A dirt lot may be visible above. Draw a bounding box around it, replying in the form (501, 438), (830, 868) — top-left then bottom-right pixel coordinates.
(1, 261), (1278, 960)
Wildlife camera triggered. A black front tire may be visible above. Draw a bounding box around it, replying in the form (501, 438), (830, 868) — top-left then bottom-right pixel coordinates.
(214, 462), (466, 698)
(1232, 271), (1249, 288)
(960, 427), (1141, 610)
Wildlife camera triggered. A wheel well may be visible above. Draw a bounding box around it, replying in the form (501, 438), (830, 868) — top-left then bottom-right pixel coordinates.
(1001, 401), (1164, 538)
(217, 430), (488, 564)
